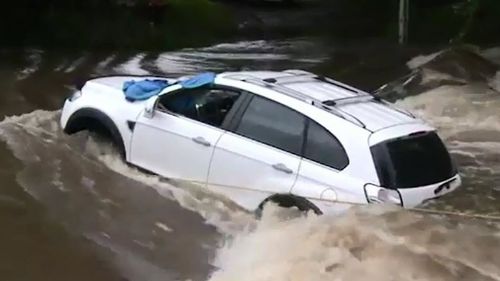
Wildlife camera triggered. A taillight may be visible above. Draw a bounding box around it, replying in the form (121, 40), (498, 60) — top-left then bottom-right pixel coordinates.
(364, 184), (403, 206)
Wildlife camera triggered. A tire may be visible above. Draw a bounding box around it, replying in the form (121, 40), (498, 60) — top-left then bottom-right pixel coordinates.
(256, 194), (322, 219)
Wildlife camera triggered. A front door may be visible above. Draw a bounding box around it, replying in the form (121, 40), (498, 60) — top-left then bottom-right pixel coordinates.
(130, 86), (242, 184)
(207, 95), (306, 210)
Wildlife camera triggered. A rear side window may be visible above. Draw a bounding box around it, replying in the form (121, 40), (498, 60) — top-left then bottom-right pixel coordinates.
(304, 120), (349, 170)
(235, 95), (306, 155)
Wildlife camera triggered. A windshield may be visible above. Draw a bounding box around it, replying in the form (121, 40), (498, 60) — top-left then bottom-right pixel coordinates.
(371, 131), (456, 189)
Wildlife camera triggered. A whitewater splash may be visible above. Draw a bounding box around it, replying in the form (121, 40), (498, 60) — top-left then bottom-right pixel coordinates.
(208, 205), (500, 281)
(0, 110), (255, 237)
(396, 84), (500, 139)
(110, 39), (327, 76)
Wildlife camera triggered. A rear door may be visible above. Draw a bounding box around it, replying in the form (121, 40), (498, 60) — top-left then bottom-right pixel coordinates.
(130, 86), (242, 184)
(292, 119), (368, 213)
(207, 95), (306, 209)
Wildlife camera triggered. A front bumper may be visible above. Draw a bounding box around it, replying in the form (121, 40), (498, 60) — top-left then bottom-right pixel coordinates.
(60, 95), (82, 132)
(60, 98), (72, 130)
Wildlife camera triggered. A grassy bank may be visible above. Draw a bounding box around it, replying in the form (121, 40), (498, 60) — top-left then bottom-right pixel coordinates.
(0, 0), (236, 50)
(1, 0), (499, 50)
(322, 0), (500, 46)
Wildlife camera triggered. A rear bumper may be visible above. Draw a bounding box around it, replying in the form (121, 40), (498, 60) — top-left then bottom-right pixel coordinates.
(398, 173), (461, 208)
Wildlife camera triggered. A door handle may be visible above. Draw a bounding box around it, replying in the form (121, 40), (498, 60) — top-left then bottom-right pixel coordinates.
(192, 136), (211, 147)
(272, 163), (293, 174)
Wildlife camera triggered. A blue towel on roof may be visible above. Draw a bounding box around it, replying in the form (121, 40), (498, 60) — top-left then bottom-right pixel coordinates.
(180, 72), (215, 89)
(122, 73), (215, 101)
(123, 79), (170, 101)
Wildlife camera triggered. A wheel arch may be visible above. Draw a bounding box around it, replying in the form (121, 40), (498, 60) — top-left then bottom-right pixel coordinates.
(64, 107), (126, 158)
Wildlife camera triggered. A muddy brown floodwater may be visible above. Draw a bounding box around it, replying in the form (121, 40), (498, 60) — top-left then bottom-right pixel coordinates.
(0, 38), (499, 281)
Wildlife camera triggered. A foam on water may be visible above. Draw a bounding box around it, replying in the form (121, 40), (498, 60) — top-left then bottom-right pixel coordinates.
(395, 47), (500, 138)
(0, 110), (255, 236)
(396, 84), (500, 138)
(488, 71), (500, 92)
(199, 39), (318, 54)
(155, 52), (219, 75)
(208, 205), (500, 281)
(154, 39), (326, 75)
(406, 50), (442, 70)
(16, 49), (44, 81)
(96, 55), (117, 73)
(64, 55), (88, 73)
(0, 109), (227, 280)
(200, 40), (274, 52)
(481, 47), (500, 65)
(93, 143), (256, 235)
(114, 53), (150, 75)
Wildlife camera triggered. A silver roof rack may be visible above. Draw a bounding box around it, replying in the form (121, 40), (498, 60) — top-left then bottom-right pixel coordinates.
(283, 72), (413, 116)
(225, 73), (368, 128)
(225, 71), (417, 128)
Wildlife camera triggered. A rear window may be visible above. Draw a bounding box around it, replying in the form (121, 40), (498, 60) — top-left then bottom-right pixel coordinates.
(371, 131), (456, 189)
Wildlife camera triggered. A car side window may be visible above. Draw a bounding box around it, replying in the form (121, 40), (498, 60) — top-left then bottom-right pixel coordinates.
(304, 120), (349, 170)
(235, 95), (306, 156)
(158, 86), (241, 128)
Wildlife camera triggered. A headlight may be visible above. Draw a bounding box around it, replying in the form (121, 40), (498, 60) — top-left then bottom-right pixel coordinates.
(68, 91), (82, 102)
(364, 184), (402, 206)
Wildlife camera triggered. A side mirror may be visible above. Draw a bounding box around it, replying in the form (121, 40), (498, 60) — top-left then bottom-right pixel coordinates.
(144, 96), (159, 119)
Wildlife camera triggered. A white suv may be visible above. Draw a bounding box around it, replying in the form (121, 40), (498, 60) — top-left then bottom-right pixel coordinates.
(60, 70), (461, 214)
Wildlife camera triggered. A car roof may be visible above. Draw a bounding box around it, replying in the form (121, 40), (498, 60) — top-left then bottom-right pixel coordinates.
(219, 70), (421, 132)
